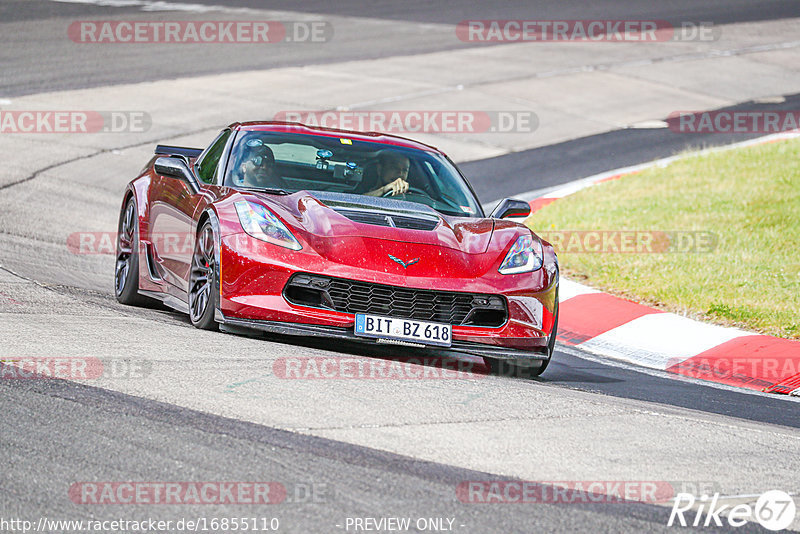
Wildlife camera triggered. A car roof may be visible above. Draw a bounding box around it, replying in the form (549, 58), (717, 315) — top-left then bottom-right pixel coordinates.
(229, 121), (443, 153)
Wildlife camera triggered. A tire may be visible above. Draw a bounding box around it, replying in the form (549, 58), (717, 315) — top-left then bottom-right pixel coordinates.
(188, 220), (219, 331)
(115, 197), (156, 307)
(534, 301), (559, 376)
(484, 293), (559, 378)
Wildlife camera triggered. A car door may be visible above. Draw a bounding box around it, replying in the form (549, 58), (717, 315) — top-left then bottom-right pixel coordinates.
(149, 129), (232, 290)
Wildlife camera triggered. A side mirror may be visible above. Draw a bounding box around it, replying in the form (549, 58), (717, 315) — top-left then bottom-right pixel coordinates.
(489, 198), (531, 219)
(154, 156), (199, 192)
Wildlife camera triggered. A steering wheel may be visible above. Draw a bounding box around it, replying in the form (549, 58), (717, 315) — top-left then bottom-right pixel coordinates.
(381, 185), (429, 198)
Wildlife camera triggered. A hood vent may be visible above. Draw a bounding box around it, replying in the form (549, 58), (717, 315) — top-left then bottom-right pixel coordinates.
(308, 191), (442, 231)
(334, 208), (439, 231)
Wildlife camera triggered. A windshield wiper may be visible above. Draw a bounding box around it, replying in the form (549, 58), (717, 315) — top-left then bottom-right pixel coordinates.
(239, 187), (289, 195)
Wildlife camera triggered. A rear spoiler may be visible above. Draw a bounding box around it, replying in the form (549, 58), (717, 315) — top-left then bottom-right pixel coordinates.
(155, 144), (203, 159)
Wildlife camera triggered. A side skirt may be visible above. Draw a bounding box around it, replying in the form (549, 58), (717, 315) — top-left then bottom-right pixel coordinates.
(138, 289), (190, 315)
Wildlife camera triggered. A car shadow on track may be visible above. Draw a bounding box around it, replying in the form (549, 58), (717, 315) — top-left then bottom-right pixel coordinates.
(213, 317), (624, 384)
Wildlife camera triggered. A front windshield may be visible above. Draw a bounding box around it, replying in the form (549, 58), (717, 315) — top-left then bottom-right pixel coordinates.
(224, 130), (483, 218)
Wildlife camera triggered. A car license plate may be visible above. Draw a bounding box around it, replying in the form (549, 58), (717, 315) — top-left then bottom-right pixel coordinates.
(354, 314), (452, 347)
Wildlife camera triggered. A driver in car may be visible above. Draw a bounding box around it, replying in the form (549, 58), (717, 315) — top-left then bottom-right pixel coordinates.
(365, 151), (410, 197)
(235, 139), (285, 189)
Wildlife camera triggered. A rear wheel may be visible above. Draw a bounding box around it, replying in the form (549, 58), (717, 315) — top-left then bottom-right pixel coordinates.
(189, 221), (219, 331)
(115, 198), (154, 306)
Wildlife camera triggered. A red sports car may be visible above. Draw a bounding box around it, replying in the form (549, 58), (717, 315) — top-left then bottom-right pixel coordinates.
(115, 122), (559, 376)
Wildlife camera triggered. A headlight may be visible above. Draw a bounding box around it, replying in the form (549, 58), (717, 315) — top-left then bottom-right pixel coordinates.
(499, 235), (543, 274)
(234, 200), (302, 251)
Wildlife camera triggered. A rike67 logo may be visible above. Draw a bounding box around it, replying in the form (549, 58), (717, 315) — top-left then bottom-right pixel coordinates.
(668, 490), (796, 531)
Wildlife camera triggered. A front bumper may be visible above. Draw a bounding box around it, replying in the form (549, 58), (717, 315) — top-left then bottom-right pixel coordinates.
(218, 233), (558, 357)
(220, 315), (550, 361)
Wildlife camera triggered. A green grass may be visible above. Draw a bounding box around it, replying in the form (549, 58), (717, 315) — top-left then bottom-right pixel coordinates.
(526, 138), (800, 339)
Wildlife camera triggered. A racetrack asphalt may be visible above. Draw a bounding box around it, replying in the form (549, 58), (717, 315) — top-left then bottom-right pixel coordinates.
(3, 0), (799, 97)
(1, 2), (799, 532)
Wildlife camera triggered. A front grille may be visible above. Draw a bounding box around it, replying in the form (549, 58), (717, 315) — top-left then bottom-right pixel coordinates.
(284, 274), (507, 327)
(334, 208), (439, 231)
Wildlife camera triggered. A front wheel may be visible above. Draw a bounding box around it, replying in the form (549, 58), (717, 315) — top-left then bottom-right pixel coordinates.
(534, 302), (559, 376)
(485, 302), (559, 378)
(188, 221), (219, 331)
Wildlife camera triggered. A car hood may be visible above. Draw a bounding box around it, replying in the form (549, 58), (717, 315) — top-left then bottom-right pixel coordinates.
(239, 190), (529, 277)
(263, 190), (508, 252)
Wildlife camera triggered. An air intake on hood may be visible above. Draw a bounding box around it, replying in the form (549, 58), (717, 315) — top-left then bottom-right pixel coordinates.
(334, 208), (439, 231)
